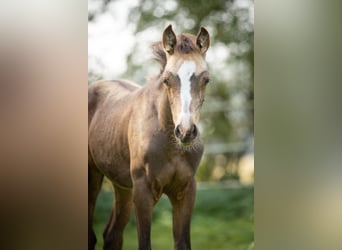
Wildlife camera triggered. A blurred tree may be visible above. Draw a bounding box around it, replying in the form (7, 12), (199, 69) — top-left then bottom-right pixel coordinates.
(88, 0), (254, 182)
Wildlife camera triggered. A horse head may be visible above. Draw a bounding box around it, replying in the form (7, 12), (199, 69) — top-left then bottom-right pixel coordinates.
(160, 25), (210, 146)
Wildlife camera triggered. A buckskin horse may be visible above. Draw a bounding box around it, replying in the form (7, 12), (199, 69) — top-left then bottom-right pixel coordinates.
(88, 25), (210, 250)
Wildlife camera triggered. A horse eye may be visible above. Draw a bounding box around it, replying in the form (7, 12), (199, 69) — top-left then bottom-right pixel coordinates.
(163, 78), (169, 86)
(204, 78), (210, 85)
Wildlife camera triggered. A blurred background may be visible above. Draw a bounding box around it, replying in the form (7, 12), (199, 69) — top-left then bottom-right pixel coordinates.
(2, 1), (342, 250)
(88, 0), (254, 249)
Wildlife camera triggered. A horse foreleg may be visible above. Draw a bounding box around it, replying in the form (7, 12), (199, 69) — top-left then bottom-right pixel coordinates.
(103, 185), (133, 250)
(133, 177), (154, 250)
(88, 166), (104, 250)
(168, 179), (196, 250)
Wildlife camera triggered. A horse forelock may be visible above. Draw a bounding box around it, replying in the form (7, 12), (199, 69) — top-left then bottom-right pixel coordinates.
(176, 34), (197, 54)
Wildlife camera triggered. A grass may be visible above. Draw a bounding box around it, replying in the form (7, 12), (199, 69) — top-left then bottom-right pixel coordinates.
(93, 183), (254, 250)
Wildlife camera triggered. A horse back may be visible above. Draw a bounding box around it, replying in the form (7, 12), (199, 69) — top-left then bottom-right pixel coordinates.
(88, 80), (140, 125)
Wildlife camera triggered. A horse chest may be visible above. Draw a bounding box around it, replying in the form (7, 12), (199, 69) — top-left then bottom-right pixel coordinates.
(144, 148), (198, 198)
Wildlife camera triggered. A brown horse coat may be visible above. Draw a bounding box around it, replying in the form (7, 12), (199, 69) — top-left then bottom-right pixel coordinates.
(88, 25), (210, 250)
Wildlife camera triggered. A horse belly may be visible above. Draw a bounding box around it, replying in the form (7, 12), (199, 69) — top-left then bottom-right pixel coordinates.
(89, 118), (133, 189)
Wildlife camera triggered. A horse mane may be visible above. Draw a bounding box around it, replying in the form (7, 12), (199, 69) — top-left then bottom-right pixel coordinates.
(150, 41), (167, 76)
(150, 34), (197, 77)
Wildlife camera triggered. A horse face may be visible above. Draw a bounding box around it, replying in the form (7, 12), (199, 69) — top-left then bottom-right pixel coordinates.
(161, 25), (210, 146)
(162, 56), (210, 145)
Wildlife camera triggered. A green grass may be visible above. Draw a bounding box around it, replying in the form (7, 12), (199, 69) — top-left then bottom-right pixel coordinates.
(93, 184), (254, 250)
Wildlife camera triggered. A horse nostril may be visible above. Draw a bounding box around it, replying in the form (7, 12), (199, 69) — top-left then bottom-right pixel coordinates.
(191, 124), (198, 137)
(174, 124), (182, 138)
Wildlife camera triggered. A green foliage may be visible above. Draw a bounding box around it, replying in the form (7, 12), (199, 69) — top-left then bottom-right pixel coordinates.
(93, 185), (254, 250)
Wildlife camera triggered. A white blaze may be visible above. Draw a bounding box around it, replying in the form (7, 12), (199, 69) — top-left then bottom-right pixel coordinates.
(177, 60), (196, 129)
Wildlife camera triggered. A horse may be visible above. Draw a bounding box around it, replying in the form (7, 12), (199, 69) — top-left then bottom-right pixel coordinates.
(88, 24), (210, 250)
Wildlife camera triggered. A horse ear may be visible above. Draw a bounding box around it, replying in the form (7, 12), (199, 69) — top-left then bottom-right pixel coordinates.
(196, 27), (210, 54)
(162, 24), (177, 55)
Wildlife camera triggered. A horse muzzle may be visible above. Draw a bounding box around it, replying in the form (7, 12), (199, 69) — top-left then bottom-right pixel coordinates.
(174, 123), (198, 144)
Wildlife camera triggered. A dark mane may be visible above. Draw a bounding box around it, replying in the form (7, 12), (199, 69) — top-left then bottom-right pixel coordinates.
(150, 34), (197, 77)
